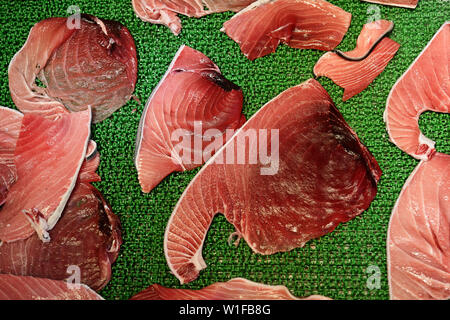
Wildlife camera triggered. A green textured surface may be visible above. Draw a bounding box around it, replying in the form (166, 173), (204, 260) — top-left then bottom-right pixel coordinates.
(0, 0), (449, 300)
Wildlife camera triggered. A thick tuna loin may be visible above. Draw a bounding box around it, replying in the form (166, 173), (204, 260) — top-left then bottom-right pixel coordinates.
(8, 15), (137, 123)
(387, 153), (450, 300)
(135, 45), (245, 193)
(221, 0), (352, 60)
(314, 20), (400, 101)
(132, 0), (256, 35)
(0, 109), (91, 243)
(384, 22), (449, 160)
(0, 274), (103, 300)
(164, 79), (382, 284)
(131, 278), (331, 300)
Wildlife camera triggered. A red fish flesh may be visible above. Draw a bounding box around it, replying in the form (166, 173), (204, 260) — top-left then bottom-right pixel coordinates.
(0, 107), (23, 205)
(387, 153), (450, 300)
(362, 0), (418, 9)
(0, 274), (103, 300)
(135, 45), (245, 193)
(131, 278), (331, 300)
(221, 0), (352, 60)
(0, 181), (122, 291)
(314, 20), (400, 101)
(164, 79), (382, 284)
(384, 22), (449, 160)
(0, 109), (91, 243)
(132, 0), (256, 35)
(8, 15), (137, 123)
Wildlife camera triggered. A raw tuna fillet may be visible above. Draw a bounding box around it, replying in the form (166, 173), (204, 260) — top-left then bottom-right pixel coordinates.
(221, 0), (352, 60)
(132, 0), (256, 35)
(131, 278), (331, 300)
(0, 274), (103, 300)
(362, 0), (418, 9)
(0, 182), (122, 291)
(164, 79), (382, 284)
(135, 45), (245, 193)
(384, 22), (449, 160)
(0, 107), (23, 205)
(0, 109), (91, 243)
(8, 15), (137, 123)
(387, 153), (450, 300)
(314, 20), (400, 101)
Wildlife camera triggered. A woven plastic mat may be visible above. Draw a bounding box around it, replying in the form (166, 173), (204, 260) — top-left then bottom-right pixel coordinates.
(0, 0), (448, 300)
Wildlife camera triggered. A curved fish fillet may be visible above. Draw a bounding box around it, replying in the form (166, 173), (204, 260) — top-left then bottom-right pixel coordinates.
(164, 79), (381, 284)
(314, 20), (400, 101)
(384, 22), (449, 160)
(135, 45), (245, 193)
(131, 278), (331, 300)
(387, 153), (450, 300)
(221, 0), (352, 60)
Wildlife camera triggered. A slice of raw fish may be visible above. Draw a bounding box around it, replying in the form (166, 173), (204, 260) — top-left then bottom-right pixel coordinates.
(362, 0), (418, 9)
(0, 107), (23, 205)
(8, 15), (137, 123)
(0, 274), (103, 300)
(135, 45), (245, 193)
(384, 22), (449, 160)
(0, 109), (91, 243)
(387, 153), (450, 300)
(132, 0), (256, 35)
(164, 79), (382, 284)
(221, 0), (352, 60)
(130, 278), (331, 300)
(0, 182), (122, 291)
(314, 20), (400, 101)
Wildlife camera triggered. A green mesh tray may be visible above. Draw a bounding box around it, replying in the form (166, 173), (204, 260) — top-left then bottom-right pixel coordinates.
(0, 0), (448, 300)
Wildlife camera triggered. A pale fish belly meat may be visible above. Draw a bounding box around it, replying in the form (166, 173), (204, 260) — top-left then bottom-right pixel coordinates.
(314, 20), (400, 101)
(387, 153), (450, 300)
(131, 278), (331, 300)
(135, 45), (245, 193)
(0, 107), (23, 205)
(362, 0), (418, 9)
(132, 0), (256, 35)
(384, 22), (449, 161)
(8, 15), (137, 123)
(0, 274), (103, 300)
(164, 79), (382, 284)
(221, 0), (352, 61)
(0, 182), (122, 291)
(0, 109), (91, 243)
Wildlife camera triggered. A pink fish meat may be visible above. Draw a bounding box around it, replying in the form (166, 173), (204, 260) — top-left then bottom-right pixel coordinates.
(314, 20), (400, 101)
(135, 45), (245, 193)
(164, 79), (382, 284)
(387, 153), (450, 300)
(362, 0), (418, 9)
(0, 109), (91, 243)
(8, 15), (137, 123)
(384, 22), (449, 160)
(0, 107), (23, 205)
(132, 0), (256, 35)
(0, 274), (103, 300)
(221, 0), (352, 60)
(131, 278), (331, 300)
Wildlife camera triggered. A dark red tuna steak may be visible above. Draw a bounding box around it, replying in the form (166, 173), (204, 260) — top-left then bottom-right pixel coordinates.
(0, 181), (122, 292)
(164, 79), (382, 284)
(8, 15), (137, 123)
(131, 278), (331, 300)
(0, 274), (103, 300)
(132, 0), (256, 35)
(135, 45), (245, 193)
